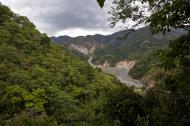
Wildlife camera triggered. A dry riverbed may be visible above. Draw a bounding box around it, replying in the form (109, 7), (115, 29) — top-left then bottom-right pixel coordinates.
(88, 57), (143, 88)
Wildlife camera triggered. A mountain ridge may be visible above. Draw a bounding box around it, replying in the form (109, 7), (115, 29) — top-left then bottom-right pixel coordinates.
(51, 26), (187, 66)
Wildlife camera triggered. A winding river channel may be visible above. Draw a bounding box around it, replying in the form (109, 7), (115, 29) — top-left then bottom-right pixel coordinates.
(88, 57), (143, 88)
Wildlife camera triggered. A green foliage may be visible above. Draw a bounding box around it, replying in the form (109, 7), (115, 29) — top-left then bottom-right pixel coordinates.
(147, 0), (190, 33)
(129, 48), (163, 79)
(97, 0), (105, 8)
(105, 87), (146, 126)
(129, 33), (190, 126)
(2, 85), (46, 113)
(124, 31), (190, 126)
(92, 47), (129, 66)
(5, 112), (59, 126)
(106, 0), (190, 33)
(1, 0), (189, 125)
(98, 0), (190, 125)
(0, 3), (120, 126)
(53, 26), (185, 66)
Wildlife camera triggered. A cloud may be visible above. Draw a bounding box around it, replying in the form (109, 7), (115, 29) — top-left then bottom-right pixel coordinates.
(0, 0), (118, 36)
(56, 28), (117, 37)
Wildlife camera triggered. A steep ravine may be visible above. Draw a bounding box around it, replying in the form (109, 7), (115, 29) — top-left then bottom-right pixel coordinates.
(88, 56), (96, 68)
(88, 57), (143, 88)
(68, 44), (143, 87)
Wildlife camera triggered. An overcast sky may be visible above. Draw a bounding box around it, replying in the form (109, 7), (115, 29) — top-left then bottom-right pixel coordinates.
(0, 0), (123, 37)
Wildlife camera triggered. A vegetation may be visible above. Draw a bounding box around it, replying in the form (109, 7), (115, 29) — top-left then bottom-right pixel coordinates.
(97, 0), (190, 125)
(129, 48), (163, 79)
(0, 0), (190, 125)
(0, 3), (121, 126)
(52, 27), (185, 66)
(91, 27), (182, 66)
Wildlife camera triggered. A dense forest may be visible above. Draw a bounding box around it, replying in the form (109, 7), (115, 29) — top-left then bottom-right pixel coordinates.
(99, 0), (190, 125)
(0, 0), (190, 126)
(0, 3), (122, 126)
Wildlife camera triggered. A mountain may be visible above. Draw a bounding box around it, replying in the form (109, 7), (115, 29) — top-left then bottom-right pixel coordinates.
(0, 3), (121, 126)
(51, 35), (72, 44)
(51, 27), (186, 66)
(51, 27), (186, 88)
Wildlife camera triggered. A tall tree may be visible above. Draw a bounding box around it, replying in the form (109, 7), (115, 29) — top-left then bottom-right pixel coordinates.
(97, 0), (190, 125)
(98, 0), (190, 33)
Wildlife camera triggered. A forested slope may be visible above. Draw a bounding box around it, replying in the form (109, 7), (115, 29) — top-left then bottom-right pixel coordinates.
(52, 27), (186, 66)
(0, 3), (120, 126)
(1, 1), (190, 126)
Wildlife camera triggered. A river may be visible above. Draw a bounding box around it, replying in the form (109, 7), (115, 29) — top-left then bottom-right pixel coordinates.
(88, 57), (143, 88)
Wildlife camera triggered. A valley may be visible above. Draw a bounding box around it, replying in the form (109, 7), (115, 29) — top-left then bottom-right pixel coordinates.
(55, 38), (144, 87)
(1, 1), (189, 125)
(88, 56), (143, 87)
(51, 27), (186, 88)
(52, 27), (186, 67)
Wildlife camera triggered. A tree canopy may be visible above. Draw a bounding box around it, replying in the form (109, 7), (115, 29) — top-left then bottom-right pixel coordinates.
(98, 0), (190, 33)
(97, 0), (190, 125)
(0, 3), (121, 126)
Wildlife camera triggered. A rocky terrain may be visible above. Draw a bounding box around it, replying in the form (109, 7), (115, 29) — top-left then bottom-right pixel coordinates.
(51, 27), (186, 87)
(89, 58), (143, 87)
(51, 27), (186, 66)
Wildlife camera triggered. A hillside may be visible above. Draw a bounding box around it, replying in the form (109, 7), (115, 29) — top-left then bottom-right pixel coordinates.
(0, 3), (121, 126)
(51, 27), (186, 66)
(51, 27), (186, 88)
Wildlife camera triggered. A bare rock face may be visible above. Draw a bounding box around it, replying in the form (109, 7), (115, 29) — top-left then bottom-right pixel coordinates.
(98, 60), (136, 71)
(115, 60), (136, 71)
(89, 59), (143, 88)
(70, 44), (96, 56)
(88, 45), (96, 55)
(97, 60), (110, 68)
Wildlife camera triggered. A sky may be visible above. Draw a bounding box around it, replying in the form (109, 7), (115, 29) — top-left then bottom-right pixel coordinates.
(0, 0), (123, 37)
